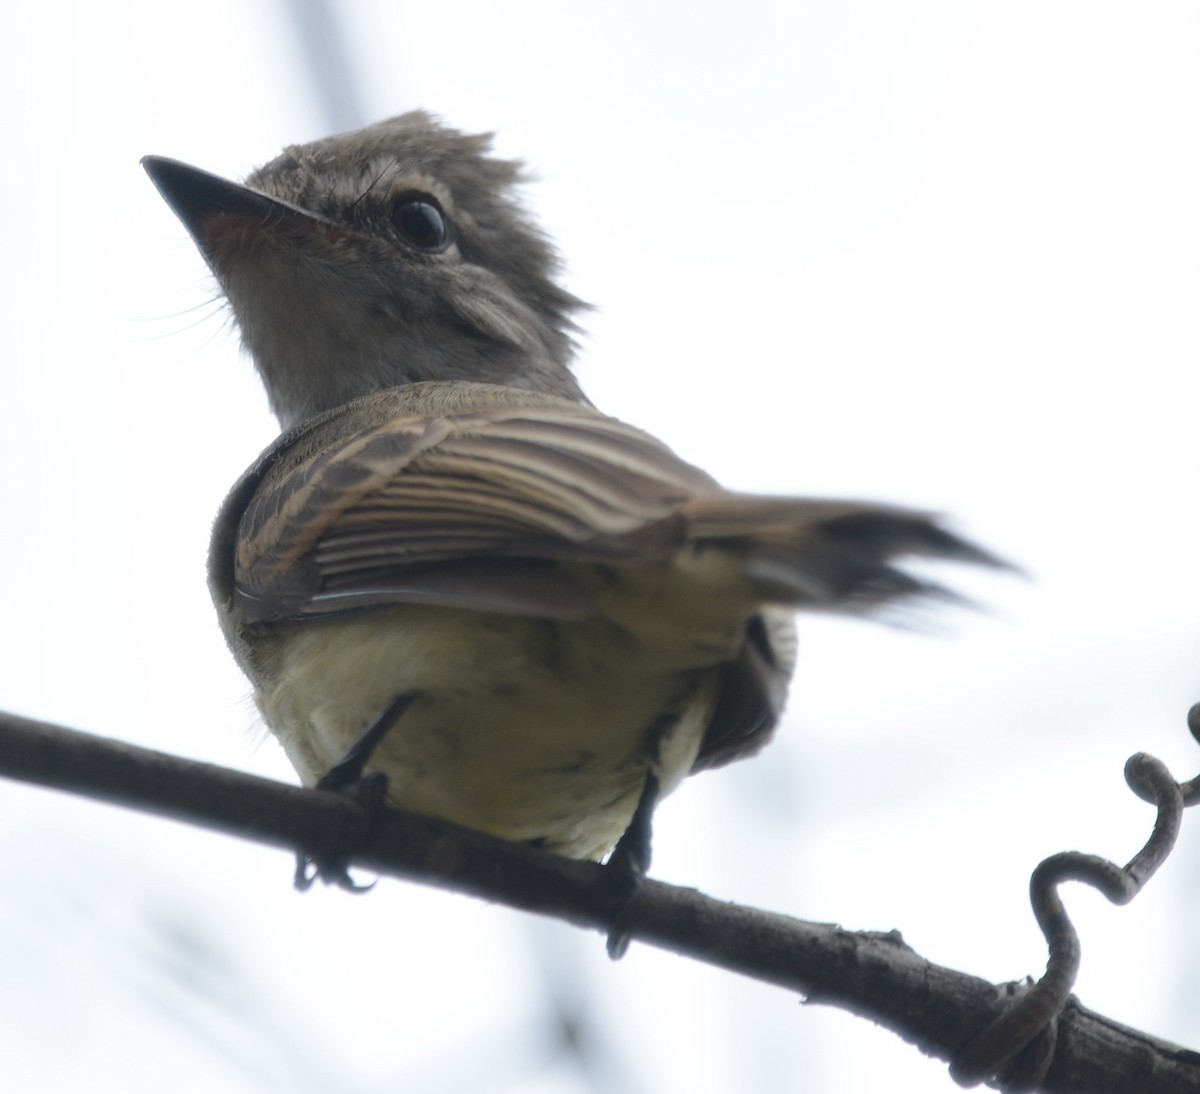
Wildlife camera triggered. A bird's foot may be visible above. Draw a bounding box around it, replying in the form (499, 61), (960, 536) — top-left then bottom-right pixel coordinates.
(604, 771), (659, 960)
(294, 692), (417, 892)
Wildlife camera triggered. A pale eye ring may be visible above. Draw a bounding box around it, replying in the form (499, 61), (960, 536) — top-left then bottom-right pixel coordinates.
(390, 194), (450, 252)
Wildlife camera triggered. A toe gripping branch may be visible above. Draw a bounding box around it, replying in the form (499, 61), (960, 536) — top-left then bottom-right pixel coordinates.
(949, 705), (1200, 1090)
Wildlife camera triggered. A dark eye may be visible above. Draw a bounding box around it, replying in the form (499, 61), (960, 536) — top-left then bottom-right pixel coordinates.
(390, 195), (449, 252)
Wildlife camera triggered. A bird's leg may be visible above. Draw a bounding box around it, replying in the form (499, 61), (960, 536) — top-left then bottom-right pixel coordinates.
(604, 769), (660, 960)
(315, 691), (420, 793)
(294, 691), (418, 892)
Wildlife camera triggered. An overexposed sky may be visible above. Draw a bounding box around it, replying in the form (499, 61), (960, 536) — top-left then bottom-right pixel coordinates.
(2, 4), (1199, 1092)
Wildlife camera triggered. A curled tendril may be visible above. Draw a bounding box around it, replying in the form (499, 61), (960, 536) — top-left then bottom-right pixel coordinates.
(949, 707), (1198, 1090)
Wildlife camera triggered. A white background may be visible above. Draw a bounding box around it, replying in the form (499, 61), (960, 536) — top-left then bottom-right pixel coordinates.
(2, 3), (1199, 1091)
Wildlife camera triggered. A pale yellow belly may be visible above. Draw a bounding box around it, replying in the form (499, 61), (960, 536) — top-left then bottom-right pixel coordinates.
(255, 549), (758, 859)
(259, 603), (725, 859)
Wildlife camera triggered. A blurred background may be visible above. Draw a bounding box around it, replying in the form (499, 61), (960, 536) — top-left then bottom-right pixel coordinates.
(2, 2), (1199, 1091)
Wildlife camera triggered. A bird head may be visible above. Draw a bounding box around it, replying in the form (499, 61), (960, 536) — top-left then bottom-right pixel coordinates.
(144, 111), (588, 429)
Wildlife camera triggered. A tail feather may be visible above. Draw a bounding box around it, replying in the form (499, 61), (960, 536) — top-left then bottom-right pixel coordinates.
(680, 496), (1010, 612)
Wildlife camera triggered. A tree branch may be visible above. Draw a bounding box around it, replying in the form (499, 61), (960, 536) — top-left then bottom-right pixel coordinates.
(1, 707), (1197, 1093)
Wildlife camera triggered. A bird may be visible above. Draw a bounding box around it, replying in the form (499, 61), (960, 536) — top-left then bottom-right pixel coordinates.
(142, 112), (1003, 945)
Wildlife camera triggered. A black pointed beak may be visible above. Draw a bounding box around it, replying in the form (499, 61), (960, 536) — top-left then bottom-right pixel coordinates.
(141, 155), (330, 258)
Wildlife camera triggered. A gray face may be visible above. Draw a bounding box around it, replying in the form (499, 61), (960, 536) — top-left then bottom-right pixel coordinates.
(195, 111), (590, 429)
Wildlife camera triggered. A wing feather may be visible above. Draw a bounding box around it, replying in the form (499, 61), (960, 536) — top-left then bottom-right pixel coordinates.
(233, 396), (716, 623)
